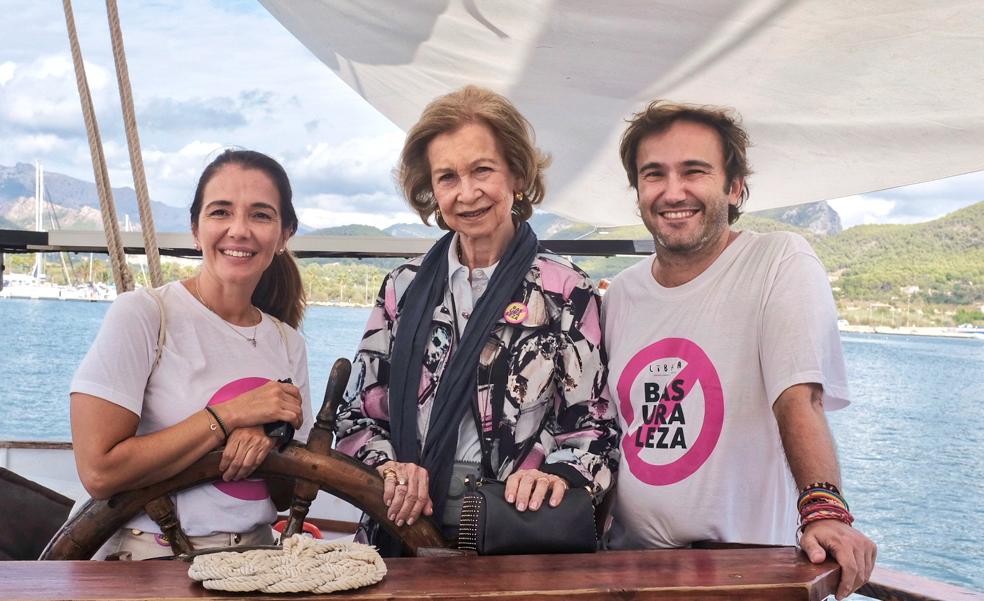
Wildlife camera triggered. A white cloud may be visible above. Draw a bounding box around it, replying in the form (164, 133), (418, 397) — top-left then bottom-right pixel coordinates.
(831, 170), (984, 228)
(289, 133), (404, 196)
(0, 62), (16, 86)
(828, 196), (896, 227)
(143, 141), (225, 183)
(0, 54), (116, 136)
(0, 1), (399, 197)
(298, 208), (417, 230)
(297, 192), (415, 229)
(7, 133), (68, 155)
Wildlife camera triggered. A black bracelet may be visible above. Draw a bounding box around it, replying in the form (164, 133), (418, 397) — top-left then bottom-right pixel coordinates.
(204, 406), (229, 441)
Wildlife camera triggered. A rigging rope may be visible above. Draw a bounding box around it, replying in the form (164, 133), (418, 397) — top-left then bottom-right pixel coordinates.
(188, 535), (387, 593)
(62, 0), (133, 293)
(106, 0), (163, 288)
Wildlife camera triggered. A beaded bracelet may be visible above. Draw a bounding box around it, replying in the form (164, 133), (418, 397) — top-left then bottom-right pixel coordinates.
(800, 507), (854, 531)
(797, 481), (854, 533)
(798, 483), (850, 512)
(204, 406), (229, 441)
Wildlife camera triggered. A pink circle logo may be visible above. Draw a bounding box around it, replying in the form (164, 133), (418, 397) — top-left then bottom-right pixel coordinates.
(208, 377), (271, 500)
(503, 302), (528, 324)
(617, 338), (723, 486)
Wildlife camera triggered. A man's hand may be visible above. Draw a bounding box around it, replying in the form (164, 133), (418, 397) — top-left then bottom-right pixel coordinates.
(800, 519), (877, 600)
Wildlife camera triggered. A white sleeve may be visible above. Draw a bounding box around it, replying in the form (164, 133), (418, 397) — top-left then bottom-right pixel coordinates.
(287, 328), (314, 443)
(759, 238), (850, 410)
(70, 290), (160, 417)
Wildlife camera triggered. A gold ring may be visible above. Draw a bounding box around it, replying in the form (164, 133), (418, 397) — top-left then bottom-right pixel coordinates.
(382, 468), (398, 481)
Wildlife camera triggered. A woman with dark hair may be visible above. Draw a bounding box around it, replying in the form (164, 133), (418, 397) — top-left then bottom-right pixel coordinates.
(336, 86), (620, 551)
(70, 149), (311, 559)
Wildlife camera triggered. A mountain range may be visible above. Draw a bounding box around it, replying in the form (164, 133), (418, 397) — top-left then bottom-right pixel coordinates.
(2, 162), (980, 309)
(0, 163), (189, 231)
(0, 162), (841, 239)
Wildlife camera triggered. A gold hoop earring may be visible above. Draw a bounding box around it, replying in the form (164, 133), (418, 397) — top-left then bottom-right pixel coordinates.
(514, 191), (524, 202)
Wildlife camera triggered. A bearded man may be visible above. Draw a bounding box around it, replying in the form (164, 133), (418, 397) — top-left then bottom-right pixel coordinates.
(602, 100), (876, 601)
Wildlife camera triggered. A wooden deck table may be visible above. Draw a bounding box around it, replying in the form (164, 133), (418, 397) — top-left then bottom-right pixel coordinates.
(0, 547), (838, 601)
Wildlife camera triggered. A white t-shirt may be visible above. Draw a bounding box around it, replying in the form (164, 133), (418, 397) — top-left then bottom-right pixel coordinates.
(71, 281), (313, 536)
(602, 231), (848, 548)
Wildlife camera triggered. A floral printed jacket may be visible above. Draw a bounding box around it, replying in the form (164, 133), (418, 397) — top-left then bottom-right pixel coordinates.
(336, 251), (620, 497)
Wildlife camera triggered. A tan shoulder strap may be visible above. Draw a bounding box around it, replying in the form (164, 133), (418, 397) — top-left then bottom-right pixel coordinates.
(267, 313), (289, 350)
(145, 286), (167, 372)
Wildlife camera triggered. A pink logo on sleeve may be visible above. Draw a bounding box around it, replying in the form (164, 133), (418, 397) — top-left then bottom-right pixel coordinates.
(208, 377), (271, 500)
(617, 338), (724, 486)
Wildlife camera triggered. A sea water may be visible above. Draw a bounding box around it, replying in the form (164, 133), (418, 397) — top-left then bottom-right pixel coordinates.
(0, 298), (981, 590)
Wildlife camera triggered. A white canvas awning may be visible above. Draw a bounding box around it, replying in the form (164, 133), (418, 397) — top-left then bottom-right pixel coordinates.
(261, 0), (984, 226)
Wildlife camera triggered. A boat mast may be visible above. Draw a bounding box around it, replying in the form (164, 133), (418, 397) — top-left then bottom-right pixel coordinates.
(32, 161), (45, 280)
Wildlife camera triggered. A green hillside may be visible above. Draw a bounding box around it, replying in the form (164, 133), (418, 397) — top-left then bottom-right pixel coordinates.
(573, 202), (983, 325)
(814, 202), (983, 305)
(574, 214), (817, 279)
(308, 224), (389, 237)
(6, 202), (980, 323)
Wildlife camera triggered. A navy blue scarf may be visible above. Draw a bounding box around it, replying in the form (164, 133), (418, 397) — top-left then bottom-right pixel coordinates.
(388, 221), (538, 525)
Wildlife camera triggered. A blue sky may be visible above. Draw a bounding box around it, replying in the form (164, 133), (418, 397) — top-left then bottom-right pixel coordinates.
(1, 1), (981, 230)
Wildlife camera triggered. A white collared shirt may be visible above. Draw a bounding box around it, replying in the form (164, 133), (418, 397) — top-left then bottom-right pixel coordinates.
(447, 232), (498, 335)
(447, 233), (498, 462)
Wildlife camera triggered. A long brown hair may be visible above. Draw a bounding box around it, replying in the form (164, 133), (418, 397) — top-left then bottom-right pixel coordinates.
(190, 149), (306, 327)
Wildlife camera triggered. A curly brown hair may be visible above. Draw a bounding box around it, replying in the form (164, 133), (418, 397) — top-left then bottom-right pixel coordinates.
(398, 85), (551, 227)
(619, 100), (752, 224)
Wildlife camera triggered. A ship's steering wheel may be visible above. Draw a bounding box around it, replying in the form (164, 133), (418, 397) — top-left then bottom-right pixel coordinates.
(40, 359), (447, 560)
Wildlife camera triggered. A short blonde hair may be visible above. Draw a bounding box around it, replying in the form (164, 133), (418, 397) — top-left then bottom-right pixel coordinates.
(398, 85), (550, 227)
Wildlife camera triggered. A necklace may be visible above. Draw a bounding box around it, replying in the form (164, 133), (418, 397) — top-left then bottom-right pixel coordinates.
(193, 278), (260, 347)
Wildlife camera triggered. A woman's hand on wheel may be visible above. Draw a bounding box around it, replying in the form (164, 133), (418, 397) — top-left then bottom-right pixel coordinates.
(222, 381), (303, 430)
(219, 426), (274, 481)
(505, 469), (569, 511)
(376, 461), (433, 527)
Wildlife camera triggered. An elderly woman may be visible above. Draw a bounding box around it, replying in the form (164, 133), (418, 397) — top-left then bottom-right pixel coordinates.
(71, 150), (312, 559)
(336, 86), (619, 550)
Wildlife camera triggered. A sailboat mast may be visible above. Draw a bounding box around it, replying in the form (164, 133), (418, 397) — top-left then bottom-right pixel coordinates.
(33, 161), (45, 279)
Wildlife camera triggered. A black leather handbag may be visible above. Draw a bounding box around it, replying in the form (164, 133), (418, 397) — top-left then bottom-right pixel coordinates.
(456, 477), (597, 555)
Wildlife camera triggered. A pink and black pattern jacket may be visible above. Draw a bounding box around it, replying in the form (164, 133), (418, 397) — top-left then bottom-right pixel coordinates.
(336, 251), (620, 497)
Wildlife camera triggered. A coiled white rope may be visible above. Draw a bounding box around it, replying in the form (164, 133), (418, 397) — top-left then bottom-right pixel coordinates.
(188, 535), (387, 593)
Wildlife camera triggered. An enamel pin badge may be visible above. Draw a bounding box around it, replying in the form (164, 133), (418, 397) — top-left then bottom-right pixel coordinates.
(503, 302), (528, 324)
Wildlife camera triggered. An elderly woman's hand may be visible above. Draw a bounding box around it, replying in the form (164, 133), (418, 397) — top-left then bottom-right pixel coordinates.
(376, 461), (433, 527)
(505, 469), (569, 511)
